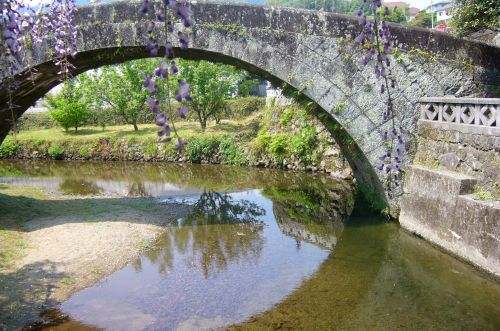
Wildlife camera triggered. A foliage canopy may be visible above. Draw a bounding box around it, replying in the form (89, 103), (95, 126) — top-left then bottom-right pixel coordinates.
(450, 0), (499, 36)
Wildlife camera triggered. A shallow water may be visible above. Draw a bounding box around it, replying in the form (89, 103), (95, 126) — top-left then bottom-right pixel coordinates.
(0, 160), (499, 331)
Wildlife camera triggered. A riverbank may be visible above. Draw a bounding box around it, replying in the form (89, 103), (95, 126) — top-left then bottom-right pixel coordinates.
(0, 184), (191, 330)
(0, 105), (353, 180)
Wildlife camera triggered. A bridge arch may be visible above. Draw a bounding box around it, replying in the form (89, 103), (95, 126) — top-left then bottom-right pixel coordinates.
(1, 1), (499, 208)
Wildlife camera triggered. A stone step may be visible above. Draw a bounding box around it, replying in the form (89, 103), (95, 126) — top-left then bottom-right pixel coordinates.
(403, 165), (477, 197)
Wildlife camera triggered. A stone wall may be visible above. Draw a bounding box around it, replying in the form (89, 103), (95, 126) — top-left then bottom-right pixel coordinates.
(400, 97), (500, 276)
(400, 166), (499, 276)
(415, 120), (499, 198)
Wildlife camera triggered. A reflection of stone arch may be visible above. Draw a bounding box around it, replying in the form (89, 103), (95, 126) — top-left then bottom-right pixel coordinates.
(273, 201), (344, 251)
(2, 1), (499, 204)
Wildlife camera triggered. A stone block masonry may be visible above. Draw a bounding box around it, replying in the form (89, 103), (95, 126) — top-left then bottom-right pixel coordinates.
(2, 1), (500, 209)
(400, 166), (499, 276)
(400, 98), (499, 276)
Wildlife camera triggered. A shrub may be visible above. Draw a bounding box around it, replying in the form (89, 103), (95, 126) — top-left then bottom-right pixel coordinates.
(143, 140), (158, 158)
(219, 135), (247, 165)
(0, 140), (19, 158)
(185, 135), (220, 162)
(290, 126), (318, 165)
(47, 144), (65, 160)
(79, 146), (90, 159)
(279, 107), (294, 127)
(254, 131), (272, 154)
(17, 112), (56, 130)
(226, 97), (266, 119)
(268, 134), (289, 163)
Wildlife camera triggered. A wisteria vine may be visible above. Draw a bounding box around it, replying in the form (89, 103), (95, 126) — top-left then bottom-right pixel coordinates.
(1, 0), (78, 132)
(141, 0), (193, 152)
(355, 0), (405, 199)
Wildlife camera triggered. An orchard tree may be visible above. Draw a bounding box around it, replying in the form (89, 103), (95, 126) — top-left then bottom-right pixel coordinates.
(178, 60), (240, 130)
(45, 79), (93, 133)
(83, 60), (161, 131)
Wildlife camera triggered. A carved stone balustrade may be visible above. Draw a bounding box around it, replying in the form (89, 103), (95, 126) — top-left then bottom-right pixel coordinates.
(420, 97), (500, 134)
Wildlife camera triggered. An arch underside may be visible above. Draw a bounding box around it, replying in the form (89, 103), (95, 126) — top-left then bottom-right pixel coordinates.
(0, 45), (386, 208)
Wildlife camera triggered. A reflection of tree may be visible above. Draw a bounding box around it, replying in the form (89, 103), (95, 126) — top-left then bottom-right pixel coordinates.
(127, 182), (149, 197)
(139, 191), (266, 278)
(186, 190), (265, 225)
(58, 179), (101, 195)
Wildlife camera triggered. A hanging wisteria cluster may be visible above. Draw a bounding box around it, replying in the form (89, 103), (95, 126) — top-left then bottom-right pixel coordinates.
(46, 0), (78, 79)
(355, 0), (404, 198)
(0, 0), (77, 114)
(141, 0), (193, 152)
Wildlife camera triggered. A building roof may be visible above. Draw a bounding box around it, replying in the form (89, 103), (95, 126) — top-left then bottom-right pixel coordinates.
(408, 7), (420, 15)
(383, 1), (408, 8)
(423, 1), (454, 12)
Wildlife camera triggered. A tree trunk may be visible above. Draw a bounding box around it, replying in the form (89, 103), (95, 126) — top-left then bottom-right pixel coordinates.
(201, 118), (207, 131)
(133, 123), (139, 131)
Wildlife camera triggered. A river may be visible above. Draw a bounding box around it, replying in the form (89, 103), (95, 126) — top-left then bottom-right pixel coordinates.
(0, 160), (499, 330)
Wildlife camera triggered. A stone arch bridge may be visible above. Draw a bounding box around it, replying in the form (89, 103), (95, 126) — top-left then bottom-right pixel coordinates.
(1, 0), (499, 206)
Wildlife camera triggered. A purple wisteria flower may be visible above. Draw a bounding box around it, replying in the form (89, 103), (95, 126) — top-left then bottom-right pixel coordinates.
(140, 0), (193, 148)
(175, 80), (190, 102)
(354, 0), (405, 198)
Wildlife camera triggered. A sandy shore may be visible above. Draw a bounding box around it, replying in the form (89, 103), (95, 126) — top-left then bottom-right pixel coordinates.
(0, 185), (191, 330)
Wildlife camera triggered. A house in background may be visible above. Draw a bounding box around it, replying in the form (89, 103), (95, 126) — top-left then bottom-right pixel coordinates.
(423, 0), (455, 31)
(382, 1), (421, 21)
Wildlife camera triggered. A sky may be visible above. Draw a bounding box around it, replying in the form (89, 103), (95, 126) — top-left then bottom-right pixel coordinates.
(405, 0), (435, 10)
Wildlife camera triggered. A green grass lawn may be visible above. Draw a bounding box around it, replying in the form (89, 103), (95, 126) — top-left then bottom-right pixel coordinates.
(11, 115), (261, 143)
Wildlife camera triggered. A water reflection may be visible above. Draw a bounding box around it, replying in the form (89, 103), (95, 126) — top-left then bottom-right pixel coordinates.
(1, 160), (498, 331)
(265, 187), (347, 250)
(0, 160), (353, 200)
(134, 190), (267, 278)
(53, 189), (337, 331)
(58, 179), (102, 195)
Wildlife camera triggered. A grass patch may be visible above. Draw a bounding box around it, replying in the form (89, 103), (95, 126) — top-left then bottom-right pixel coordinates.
(10, 117), (260, 144)
(473, 187), (498, 201)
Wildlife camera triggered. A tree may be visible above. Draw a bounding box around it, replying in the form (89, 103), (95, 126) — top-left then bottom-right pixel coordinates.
(45, 79), (93, 133)
(237, 76), (259, 97)
(450, 0), (499, 36)
(83, 60), (159, 131)
(178, 60), (240, 130)
(379, 6), (407, 24)
(410, 11), (433, 28)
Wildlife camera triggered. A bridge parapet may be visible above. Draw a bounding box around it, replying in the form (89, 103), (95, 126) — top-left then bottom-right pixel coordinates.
(420, 97), (500, 131)
(400, 97), (500, 275)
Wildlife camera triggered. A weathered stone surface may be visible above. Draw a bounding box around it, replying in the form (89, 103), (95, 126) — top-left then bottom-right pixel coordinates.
(438, 153), (461, 171)
(415, 119), (500, 196)
(1, 1), (500, 207)
(400, 165), (500, 276)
